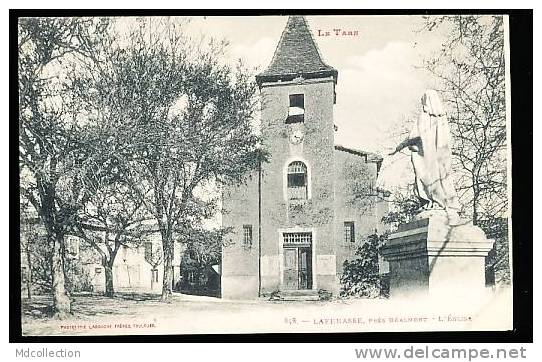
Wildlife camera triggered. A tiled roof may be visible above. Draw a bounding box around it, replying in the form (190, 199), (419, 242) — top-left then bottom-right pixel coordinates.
(334, 145), (383, 163)
(335, 145), (384, 174)
(256, 16), (338, 87)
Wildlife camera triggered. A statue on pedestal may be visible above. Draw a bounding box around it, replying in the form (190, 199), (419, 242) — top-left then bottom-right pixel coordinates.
(383, 92), (494, 299)
(390, 89), (461, 222)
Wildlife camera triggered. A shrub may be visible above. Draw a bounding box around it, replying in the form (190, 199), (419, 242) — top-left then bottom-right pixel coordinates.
(340, 233), (388, 298)
(318, 289), (332, 301)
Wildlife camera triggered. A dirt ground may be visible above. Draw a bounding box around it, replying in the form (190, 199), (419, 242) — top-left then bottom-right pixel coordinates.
(21, 288), (512, 336)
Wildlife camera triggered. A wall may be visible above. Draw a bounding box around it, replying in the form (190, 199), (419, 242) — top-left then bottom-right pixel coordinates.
(221, 76), (389, 299)
(333, 150), (388, 277)
(259, 77), (338, 295)
(221, 172), (260, 299)
(88, 244), (164, 294)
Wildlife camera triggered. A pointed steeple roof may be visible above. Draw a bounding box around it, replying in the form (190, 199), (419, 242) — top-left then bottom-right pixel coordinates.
(256, 16), (338, 87)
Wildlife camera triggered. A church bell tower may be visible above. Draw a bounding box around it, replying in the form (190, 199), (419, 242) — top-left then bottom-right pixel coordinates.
(255, 16), (340, 296)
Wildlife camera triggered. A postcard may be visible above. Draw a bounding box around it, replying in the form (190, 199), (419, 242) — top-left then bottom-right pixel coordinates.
(17, 13), (514, 336)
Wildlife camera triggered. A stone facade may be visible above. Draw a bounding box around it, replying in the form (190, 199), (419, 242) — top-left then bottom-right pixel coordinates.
(85, 236), (185, 294)
(20, 217), (182, 295)
(87, 241), (170, 294)
(221, 16), (387, 299)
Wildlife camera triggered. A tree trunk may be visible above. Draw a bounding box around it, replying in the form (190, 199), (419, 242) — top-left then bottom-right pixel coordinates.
(161, 234), (174, 302)
(51, 233), (71, 319)
(26, 243), (32, 300)
(472, 186), (479, 226)
(104, 258), (115, 297)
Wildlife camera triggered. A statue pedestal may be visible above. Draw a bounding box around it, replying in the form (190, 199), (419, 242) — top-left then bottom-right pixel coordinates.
(381, 213), (494, 299)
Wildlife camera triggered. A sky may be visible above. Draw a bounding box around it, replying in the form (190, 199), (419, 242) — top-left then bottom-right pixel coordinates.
(113, 15), (454, 193)
(183, 15), (449, 189)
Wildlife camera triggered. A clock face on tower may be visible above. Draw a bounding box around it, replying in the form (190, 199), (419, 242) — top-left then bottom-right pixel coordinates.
(289, 129), (304, 144)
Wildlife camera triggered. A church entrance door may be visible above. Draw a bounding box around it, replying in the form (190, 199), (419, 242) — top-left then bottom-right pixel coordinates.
(283, 232), (313, 290)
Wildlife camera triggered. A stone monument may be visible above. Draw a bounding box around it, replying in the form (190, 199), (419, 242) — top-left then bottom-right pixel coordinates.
(382, 90), (494, 298)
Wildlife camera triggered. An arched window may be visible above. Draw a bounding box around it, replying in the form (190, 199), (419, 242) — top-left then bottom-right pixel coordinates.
(287, 161), (308, 200)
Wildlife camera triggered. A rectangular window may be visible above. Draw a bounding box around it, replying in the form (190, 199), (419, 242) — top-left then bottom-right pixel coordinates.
(287, 94), (304, 123)
(67, 237), (79, 256)
(21, 266), (27, 283)
(243, 225), (253, 246)
(144, 242), (153, 261)
(152, 269), (159, 283)
(344, 221), (355, 242)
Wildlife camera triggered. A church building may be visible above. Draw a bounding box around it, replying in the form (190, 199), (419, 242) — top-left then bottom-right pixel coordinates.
(221, 16), (388, 299)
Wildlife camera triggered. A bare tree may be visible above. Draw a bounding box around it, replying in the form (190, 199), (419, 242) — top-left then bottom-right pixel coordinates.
(380, 185), (423, 230)
(67, 18), (265, 301)
(20, 198), (36, 299)
(422, 15), (509, 284)
(422, 15), (507, 224)
(72, 173), (150, 297)
(134, 38), (264, 301)
(62, 26), (161, 297)
(18, 17), (111, 318)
